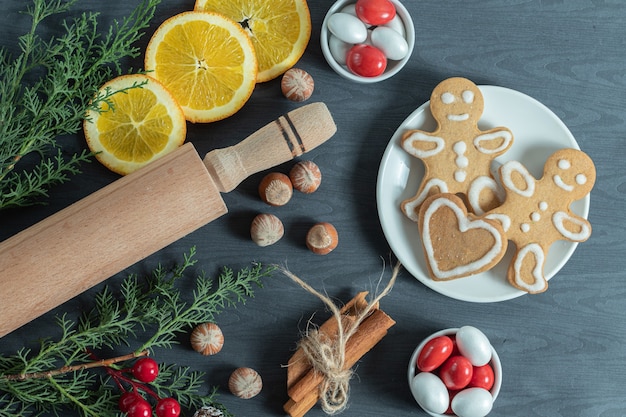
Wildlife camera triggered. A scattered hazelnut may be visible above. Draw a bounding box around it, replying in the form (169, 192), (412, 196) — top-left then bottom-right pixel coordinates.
(281, 68), (314, 102)
(289, 160), (322, 194)
(193, 406), (224, 417)
(228, 367), (263, 399)
(258, 172), (293, 206)
(190, 322), (224, 356)
(250, 213), (284, 246)
(306, 222), (338, 255)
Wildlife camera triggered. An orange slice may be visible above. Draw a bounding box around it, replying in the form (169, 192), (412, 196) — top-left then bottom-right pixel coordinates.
(194, 0), (311, 82)
(144, 11), (258, 123)
(83, 74), (186, 175)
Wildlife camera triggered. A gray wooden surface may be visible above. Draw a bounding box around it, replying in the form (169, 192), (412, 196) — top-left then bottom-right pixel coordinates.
(1, 0), (625, 416)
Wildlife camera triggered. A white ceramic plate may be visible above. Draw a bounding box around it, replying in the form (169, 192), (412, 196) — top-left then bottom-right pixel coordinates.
(376, 85), (589, 302)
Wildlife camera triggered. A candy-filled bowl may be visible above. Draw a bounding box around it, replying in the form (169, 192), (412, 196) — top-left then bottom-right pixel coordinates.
(407, 327), (502, 417)
(320, 0), (415, 83)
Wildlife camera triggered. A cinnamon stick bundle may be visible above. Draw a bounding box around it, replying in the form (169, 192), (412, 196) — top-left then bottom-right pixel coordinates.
(283, 291), (396, 417)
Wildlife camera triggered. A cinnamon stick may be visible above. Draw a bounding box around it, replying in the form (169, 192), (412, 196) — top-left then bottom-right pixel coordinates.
(283, 293), (395, 417)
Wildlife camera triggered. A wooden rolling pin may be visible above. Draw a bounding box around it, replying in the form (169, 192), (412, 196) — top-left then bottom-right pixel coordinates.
(0, 102), (336, 338)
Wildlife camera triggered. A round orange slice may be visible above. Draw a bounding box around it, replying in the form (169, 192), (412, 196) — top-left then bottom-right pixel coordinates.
(144, 11), (258, 123)
(194, 0), (311, 82)
(83, 74), (186, 175)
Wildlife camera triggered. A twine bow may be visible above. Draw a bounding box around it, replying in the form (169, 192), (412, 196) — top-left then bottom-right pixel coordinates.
(280, 263), (401, 415)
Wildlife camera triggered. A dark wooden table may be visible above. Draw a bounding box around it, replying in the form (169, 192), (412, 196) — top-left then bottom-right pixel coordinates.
(2, 1), (625, 416)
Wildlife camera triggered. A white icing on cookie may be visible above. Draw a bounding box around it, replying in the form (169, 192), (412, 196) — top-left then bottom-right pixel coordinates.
(402, 132), (445, 158)
(521, 223), (530, 233)
(448, 114), (469, 122)
(462, 90), (474, 104)
(513, 243), (547, 293)
(576, 174), (587, 185)
(402, 178), (448, 221)
(553, 174), (574, 192)
(485, 213), (511, 232)
(453, 142), (468, 183)
(474, 131), (513, 154)
(553, 211), (591, 241)
(558, 159), (571, 170)
(539, 201), (548, 211)
(467, 176), (504, 215)
(501, 160), (535, 197)
(421, 196), (505, 280)
(441, 92), (455, 104)
(531, 212), (541, 222)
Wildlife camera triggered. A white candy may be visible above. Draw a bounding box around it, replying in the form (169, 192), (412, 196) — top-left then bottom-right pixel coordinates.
(410, 372), (449, 415)
(327, 13), (367, 44)
(383, 14), (406, 37)
(328, 34), (351, 65)
(456, 326), (493, 367)
(371, 26), (409, 60)
(340, 4), (357, 16)
(451, 387), (494, 417)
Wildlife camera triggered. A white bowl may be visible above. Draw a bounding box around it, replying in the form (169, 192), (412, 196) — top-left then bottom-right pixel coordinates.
(320, 0), (415, 83)
(407, 328), (502, 417)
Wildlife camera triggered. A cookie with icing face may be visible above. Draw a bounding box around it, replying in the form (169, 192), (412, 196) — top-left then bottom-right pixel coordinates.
(419, 193), (508, 281)
(401, 77), (513, 221)
(484, 148), (596, 293)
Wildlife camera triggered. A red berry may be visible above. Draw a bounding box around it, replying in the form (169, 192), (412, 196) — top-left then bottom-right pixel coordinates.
(132, 357), (159, 383)
(126, 397), (152, 417)
(119, 391), (143, 413)
(156, 397), (181, 417)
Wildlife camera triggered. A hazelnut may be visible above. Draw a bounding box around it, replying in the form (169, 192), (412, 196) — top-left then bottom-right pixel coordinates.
(250, 213), (284, 247)
(190, 322), (224, 356)
(228, 367), (263, 399)
(281, 68), (314, 102)
(306, 222), (338, 255)
(193, 406), (224, 417)
(289, 160), (322, 194)
(258, 172), (293, 206)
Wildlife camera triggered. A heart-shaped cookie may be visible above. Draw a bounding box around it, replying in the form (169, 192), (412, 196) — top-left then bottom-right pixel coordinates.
(418, 193), (507, 280)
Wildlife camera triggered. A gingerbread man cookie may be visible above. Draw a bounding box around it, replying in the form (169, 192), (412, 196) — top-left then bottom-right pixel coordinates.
(401, 77), (514, 221)
(485, 148), (596, 293)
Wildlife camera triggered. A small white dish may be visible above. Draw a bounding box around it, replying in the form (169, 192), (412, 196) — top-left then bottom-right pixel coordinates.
(320, 0), (415, 83)
(376, 85), (588, 302)
(408, 328), (502, 417)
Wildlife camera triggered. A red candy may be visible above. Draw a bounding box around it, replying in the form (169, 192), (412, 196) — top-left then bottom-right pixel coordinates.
(439, 355), (473, 390)
(355, 0), (396, 25)
(346, 44), (387, 77)
(417, 335), (454, 372)
(469, 363), (495, 391)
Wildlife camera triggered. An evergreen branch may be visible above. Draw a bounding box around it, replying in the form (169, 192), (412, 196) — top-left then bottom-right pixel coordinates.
(0, 248), (275, 416)
(0, 0), (161, 209)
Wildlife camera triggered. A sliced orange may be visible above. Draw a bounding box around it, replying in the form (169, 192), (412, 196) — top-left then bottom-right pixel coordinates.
(83, 74), (187, 175)
(144, 11), (258, 123)
(194, 0), (311, 83)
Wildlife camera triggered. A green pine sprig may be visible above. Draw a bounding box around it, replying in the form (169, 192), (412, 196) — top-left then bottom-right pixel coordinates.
(0, 248), (276, 417)
(0, 0), (161, 209)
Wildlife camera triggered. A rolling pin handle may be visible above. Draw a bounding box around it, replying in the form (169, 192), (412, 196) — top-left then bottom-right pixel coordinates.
(203, 102), (336, 193)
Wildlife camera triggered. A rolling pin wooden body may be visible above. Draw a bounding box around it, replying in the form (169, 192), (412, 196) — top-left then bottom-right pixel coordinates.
(0, 102), (336, 338)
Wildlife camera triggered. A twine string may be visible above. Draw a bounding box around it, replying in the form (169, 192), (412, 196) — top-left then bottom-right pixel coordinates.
(280, 262), (401, 415)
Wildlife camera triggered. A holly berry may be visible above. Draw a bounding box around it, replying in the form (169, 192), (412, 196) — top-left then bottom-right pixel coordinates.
(126, 396), (152, 417)
(132, 357), (159, 383)
(156, 397), (181, 417)
(119, 391), (143, 413)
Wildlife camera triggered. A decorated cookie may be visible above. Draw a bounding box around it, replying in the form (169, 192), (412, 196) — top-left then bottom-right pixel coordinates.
(484, 148), (596, 293)
(418, 193), (508, 281)
(401, 77), (513, 221)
